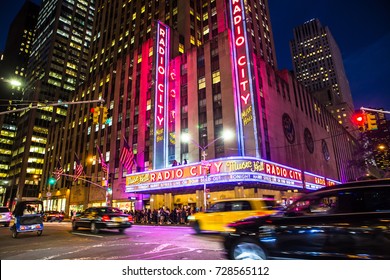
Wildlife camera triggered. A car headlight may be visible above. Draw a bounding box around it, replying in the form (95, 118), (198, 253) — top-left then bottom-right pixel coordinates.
(187, 215), (196, 221)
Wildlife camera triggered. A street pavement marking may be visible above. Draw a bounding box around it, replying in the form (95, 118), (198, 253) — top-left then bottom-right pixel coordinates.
(71, 231), (104, 238)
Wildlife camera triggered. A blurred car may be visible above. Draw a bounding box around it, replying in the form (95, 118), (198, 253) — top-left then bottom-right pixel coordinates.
(43, 211), (64, 222)
(223, 179), (390, 260)
(0, 206), (12, 227)
(188, 198), (279, 233)
(72, 206), (133, 234)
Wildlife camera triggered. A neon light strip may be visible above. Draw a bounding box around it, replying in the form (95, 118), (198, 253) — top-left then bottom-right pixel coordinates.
(238, 0), (260, 157)
(153, 22), (161, 167)
(153, 21), (170, 168)
(163, 26), (170, 167)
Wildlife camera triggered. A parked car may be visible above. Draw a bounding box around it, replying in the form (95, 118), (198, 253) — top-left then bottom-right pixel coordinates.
(43, 211), (64, 222)
(188, 198), (279, 233)
(223, 179), (390, 260)
(72, 206), (133, 234)
(0, 206), (12, 227)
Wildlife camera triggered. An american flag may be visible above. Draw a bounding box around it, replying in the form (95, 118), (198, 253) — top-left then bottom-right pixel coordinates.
(120, 137), (135, 171)
(74, 153), (84, 181)
(54, 159), (63, 181)
(96, 144), (109, 174)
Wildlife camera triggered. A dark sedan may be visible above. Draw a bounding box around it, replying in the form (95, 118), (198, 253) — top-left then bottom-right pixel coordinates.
(72, 207), (133, 234)
(223, 179), (390, 260)
(43, 211), (64, 222)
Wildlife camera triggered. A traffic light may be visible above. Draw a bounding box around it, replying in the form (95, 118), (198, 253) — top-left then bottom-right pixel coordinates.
(352, 112), (366, 132)
(48, 177), (56, 185)
(366, 113), (378, 131)
(101, 107), (109, 124)
(92, 107), (100, 124)
(107, 185), (112, 195)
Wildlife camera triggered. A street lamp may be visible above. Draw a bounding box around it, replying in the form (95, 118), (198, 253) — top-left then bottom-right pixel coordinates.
(181, 130), (234, 210)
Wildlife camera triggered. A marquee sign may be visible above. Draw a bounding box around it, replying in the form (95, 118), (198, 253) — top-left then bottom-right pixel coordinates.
(126, 156), (306, 192)
(228, 0), (260, 157)
(304, 172), (326, 190)
(304, 172), (341, 190)
(153, 21), (170, 169)
(325, 178), (340, 187)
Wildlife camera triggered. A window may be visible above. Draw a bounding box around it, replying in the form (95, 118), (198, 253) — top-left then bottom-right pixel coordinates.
(208, 202), (225, 213)
(337, 187), (390, 213)
(230, 201), (252, 211)
(287, 193), (338, 216)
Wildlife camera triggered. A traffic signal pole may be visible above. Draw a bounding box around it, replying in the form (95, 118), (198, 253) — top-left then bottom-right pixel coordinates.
(52, 172), (108, 190)
(0, 99), (105, 116)
(360, 107), (390, 115)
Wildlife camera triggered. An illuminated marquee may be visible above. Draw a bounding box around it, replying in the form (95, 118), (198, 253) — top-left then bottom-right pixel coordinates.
(229, 0), (260, 157)
(326, 178), (340, 187)
(304, 172), (326, 190)
(126, 157), (306, 192)
(153, 21), (170, 169)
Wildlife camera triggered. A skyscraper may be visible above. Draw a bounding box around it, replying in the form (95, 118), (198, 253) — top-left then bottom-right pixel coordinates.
(290, 18), (355, 132)
(0, 0), (40, 206)
(8, 0), (95, 205)
(0, 0), (40, 84)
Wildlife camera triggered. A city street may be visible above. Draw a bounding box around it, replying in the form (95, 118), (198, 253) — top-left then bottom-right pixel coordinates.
(0, 222), (226, 260)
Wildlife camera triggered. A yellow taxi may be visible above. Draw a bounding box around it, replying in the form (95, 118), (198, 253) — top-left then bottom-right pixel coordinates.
(188, 198), (278, 233)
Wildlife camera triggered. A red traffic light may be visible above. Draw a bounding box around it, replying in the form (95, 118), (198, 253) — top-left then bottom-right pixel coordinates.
(90, 107), (95, 113)
(352, 113), (366, 126)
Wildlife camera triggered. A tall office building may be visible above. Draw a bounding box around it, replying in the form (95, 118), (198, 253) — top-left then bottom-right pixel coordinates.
(0, 0), (39, 206)
(8, 0), (95, 206)
(41, 0), (358, 214)
(290, 18), (355, 132)
(0, 0), (40, 83)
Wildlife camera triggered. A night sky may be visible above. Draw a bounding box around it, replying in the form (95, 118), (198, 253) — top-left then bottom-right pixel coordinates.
(1, 0), (389, 111)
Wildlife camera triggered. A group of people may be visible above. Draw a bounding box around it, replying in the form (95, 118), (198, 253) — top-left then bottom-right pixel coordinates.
(125, 206), (197, 225)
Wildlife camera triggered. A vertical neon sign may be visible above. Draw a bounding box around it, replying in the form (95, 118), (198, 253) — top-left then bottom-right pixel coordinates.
(153, 21), (170, 169)
(168, 64), (177, 162)
(229, 0), (260, 157)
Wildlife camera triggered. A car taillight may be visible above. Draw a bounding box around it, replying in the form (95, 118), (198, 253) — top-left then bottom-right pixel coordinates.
(102, 215), (110, 222)
(128, 215), (133, 222)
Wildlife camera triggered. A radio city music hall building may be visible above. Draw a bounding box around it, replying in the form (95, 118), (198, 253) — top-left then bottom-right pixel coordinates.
(43, 0), (358, 213)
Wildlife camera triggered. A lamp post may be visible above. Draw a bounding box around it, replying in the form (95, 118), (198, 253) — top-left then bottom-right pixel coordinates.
(182, 130), (233, 210)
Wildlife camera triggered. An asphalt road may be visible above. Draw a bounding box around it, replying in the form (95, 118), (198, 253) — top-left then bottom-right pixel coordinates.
(0, 222), (226, 260)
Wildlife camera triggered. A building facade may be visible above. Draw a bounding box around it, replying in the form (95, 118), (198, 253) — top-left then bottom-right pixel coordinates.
(0, 0), (40, 206)
(40, 0), (359, 215)
(290, 18), (355, 133)
(6, 0), (95, 209)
